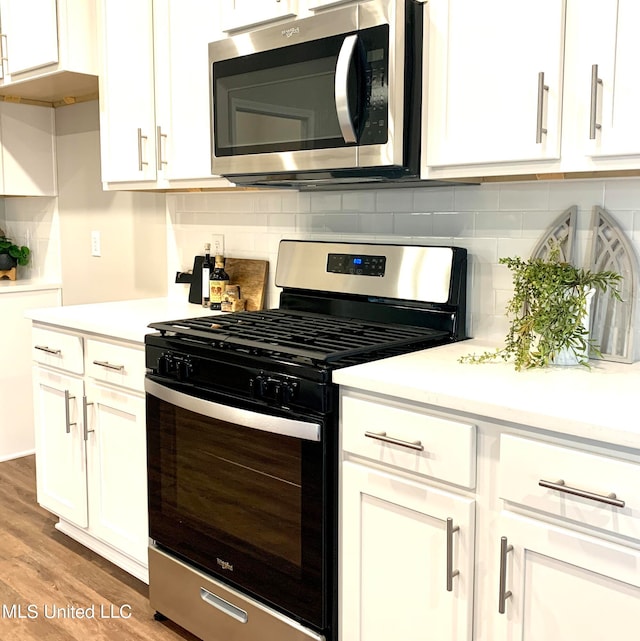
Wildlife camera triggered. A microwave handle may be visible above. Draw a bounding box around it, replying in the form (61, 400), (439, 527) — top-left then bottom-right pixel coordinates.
(335, 34), (358, 144)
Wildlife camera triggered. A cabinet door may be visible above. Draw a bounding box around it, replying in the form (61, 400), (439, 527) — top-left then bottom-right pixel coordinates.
(0, 101), (56, 195)
(496, 513), (640, 641)
(98, 0), (157, 183)
(565, 0), (640, 161)
(33, 366), (88, 527)
(153, 0), (228, 183)
(0, 0), (58, 78)
(341, 461), (475, 641)
(221, 0), (297, 32)
(426, 0), (565, 169)
(85, 380), (148, 565)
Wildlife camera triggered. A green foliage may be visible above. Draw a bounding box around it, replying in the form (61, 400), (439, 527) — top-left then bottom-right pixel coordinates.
(0, 235), (30, 266)
(459, 249), (622, 371)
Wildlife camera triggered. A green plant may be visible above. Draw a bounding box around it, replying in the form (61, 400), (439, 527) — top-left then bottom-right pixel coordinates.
(459, 248), (622, 370)
(0, 231), (30, 266)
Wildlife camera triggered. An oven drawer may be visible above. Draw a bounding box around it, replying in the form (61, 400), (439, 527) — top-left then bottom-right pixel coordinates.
(148, 546), (324, 641)
(32, 326), (84, 374)
(86, 339), (145, 392)
(500, 433), (640, 541)
(341, 395), (476, 488)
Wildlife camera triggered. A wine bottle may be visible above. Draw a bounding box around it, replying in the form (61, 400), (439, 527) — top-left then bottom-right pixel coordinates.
(201, 243), (212, 307)
(209, 255), (230, 310)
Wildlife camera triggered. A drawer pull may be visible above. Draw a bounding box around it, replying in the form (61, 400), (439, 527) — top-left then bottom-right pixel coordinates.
(498, 536), (513, 614)
(446, 517), (460, 592)
(35, 345), (62, 355)
(364, 431), (424, 451)
(538, 479), (625, 508)
(93, 359), (125, 372)
(199, 587), (248, 623)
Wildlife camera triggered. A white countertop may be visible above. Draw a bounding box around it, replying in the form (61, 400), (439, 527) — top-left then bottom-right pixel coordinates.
(0, 279), (61, 294)
(25, 297), (219, 343)
(333, 338), (640, 450)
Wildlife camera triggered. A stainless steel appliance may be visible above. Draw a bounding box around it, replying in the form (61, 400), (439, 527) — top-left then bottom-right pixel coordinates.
(208, 0), (427, 188)
(145, 240), (467, 641)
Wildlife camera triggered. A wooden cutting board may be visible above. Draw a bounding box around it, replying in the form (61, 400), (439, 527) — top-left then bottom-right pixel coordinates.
(188, 256), (269, 311)
(224, 257), (269, 311)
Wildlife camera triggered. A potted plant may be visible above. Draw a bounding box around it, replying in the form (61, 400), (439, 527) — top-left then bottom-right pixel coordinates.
(0, 228), (31, 271)
(459, 247), (622, 370)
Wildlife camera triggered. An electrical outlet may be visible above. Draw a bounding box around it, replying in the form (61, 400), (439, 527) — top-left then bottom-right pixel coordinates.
(211, 234), (224, 256)
(91, 230), (101, 257)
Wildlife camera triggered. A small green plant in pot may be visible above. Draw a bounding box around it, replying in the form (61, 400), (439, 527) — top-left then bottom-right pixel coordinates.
(460, 247), (622, 370)
(0, 228), (30, 269)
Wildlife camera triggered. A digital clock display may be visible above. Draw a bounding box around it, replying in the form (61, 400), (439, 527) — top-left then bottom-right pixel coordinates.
(326, 253), (386, 277)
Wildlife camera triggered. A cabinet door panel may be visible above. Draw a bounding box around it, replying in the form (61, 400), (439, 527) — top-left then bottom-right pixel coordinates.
(98, 0), (157, 182)
(85, 381), (148, 565)
(341, 461), (474, 641)
(426, 0), (565, 168)
(0, 0), (58, 76)
(33, 367), (87, 527)
(497, 513), (640, 641)
(221, 0), (297, 32)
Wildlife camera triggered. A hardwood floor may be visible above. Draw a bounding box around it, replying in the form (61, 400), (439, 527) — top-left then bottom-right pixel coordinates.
(0, 455), (199, 641)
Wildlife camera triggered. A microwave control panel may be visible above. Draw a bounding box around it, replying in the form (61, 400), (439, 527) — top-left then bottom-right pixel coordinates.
(360, 25), (389, 145)
(327, 253), (386, 277)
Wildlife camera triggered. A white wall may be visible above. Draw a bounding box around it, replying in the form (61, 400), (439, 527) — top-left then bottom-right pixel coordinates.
(166, 178), (640, 346)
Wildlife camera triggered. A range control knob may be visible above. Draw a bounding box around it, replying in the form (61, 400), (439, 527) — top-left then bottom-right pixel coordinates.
(157, 353), (173, 376)
(176, 358), (193, 381)
(249, 374), (268, 398)
(282, 381), (300, 404)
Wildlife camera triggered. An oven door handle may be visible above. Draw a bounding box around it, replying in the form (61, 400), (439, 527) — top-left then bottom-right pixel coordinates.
(145, 378), (321, 442)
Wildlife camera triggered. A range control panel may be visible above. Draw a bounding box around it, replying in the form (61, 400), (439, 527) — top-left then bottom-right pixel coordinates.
(327, 253), (387, 277)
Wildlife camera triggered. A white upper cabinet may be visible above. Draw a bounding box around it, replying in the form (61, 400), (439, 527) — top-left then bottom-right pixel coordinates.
(221, 0), (297, 32)
(0, 0), (98, 101)
(563, 0), (640, 168)
(424, 0), (566, 176)
(98, 0), (232, 189)
(0, 101), (56, 195)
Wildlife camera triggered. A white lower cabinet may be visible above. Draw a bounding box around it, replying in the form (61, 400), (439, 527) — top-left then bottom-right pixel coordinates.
(495, 513), (640, 641)
(31, 325), (149, 582)
(339, 387), (640, 641)
(341, 461), (475, 641)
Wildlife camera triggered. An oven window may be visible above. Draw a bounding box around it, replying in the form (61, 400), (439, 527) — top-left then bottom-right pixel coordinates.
(146, 391), (331, 626)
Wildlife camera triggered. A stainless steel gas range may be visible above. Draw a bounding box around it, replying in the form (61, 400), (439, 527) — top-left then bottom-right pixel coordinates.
(144, 240), (467, 641)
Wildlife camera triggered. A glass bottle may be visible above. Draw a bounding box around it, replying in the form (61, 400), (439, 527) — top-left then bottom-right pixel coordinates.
(201, 243), (212, 307)
(209, 255), (229, 310)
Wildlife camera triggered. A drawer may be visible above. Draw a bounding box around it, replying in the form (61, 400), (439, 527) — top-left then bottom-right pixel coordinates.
(32, 326), (84, 374)
(86, 339), (145, 392)
(341, 395), (476, 488)
(500, 434), (640, 541)
(149, 547), (322, 641)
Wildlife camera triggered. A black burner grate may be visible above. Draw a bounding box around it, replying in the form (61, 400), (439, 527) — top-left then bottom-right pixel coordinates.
(149, 309), (448, 365)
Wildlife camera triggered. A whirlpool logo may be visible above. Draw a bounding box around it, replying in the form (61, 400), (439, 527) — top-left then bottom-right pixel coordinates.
(217, 558), (234, 572)
(281, 26), (300, 38)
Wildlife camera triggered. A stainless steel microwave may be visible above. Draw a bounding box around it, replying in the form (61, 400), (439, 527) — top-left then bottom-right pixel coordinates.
(208, 0), (425, 188)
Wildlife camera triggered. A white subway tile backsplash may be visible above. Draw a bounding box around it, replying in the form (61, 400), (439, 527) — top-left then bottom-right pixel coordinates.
(166, 175), (640, 344)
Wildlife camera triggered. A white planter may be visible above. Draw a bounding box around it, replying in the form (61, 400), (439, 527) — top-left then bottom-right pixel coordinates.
(552, 288), (596, 366)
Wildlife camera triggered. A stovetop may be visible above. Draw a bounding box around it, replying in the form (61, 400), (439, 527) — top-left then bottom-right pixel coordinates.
(148, 308), (450, 368)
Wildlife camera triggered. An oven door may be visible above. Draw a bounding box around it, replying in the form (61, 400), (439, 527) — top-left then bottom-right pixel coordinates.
(145, 377), (335, 631)
(209, 1), (402, 177)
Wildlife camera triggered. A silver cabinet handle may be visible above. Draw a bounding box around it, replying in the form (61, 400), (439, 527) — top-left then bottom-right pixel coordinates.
(92, 359), (125, 371)
(538, 478), (625, 508)
(364, 430), (424, 451)
(156, 125), (167, 167)
(498, 536), (513, 614)
(35, 345), (62, 355)
(446, 517), (460, 592)
(64, 390), (76, 435)
(82, 397), (95, 441)
(199, 588), (248, 624)
(535, 71), (549, 144)
(335, 34), (358, 144)
(137, 128), (148, 170)
(589, 64), (603, 140)
(0, 33), (7, 77)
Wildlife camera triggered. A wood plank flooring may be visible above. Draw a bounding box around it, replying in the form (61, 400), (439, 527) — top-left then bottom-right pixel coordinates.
(0, 455), (199, 641)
